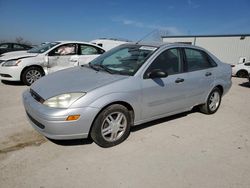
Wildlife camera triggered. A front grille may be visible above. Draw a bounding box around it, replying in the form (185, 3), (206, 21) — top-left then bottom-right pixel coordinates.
(30, 89), (45, 103)
(26, 112), (45, 129)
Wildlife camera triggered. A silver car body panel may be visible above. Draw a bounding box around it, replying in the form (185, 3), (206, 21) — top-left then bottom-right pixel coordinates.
(23, 43), (232, 140)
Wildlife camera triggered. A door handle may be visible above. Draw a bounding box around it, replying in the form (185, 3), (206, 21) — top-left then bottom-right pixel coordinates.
(175, 78), (184, 83)
(70, 59), (78, 62)
(205, 72), (212, 76)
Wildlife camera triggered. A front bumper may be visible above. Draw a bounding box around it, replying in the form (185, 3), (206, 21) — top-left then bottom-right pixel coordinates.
(0, 65), (22, 81)
(22, 90), (100, 140)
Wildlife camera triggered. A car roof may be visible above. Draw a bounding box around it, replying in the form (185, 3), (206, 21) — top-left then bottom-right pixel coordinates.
(125, 42), (197, 48)
(0, 42), (31, 46)
(55, 41), (105, 49)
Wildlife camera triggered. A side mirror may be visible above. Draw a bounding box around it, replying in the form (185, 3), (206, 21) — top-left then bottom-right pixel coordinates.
(148, 69), (168, 79)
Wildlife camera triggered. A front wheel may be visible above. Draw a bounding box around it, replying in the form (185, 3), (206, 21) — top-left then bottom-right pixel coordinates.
(199, 87), (222, 114)
(21, 67), (43, 86)
(90, 104), (131, 147)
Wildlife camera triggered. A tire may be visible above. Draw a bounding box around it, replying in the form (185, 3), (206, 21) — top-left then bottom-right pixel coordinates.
(199, 87), (222, 114)
(90, 104), (131, 148)
(21, 67), (43, 86)
(236, 70), (248, 78)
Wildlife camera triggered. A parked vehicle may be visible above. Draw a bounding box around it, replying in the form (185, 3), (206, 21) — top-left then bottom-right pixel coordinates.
(231, 62), (250, 78)
(0, 42), (54, 59)
(90, 38), (129, 51)
(0, 41), (105, 85)
(0, 43), (32, 55)
(23, 43), (232, 147)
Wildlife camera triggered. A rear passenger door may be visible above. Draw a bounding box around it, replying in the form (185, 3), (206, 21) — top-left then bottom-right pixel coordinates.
(183, 48), (217, 105)
(77, 44), (105, 65)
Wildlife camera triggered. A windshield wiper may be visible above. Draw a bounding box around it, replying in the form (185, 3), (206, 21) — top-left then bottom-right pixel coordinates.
(98, 64), (114, 74)
(88, 63), (114, 74)
(88, 63), (100, 71)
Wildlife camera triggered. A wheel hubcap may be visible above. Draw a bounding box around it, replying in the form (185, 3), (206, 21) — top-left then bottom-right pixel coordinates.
(209, 91), (220, 111)
(101, 112), (127, 142)
(26, 70), (42, 84)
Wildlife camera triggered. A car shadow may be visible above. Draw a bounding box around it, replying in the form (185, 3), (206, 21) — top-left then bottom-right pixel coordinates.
(239, 81), (250, 88)
(48, 137), (93, 146)
(1, 80), (25, 86)
(48, 107), (200, 146)
(131, 107), (199, 132)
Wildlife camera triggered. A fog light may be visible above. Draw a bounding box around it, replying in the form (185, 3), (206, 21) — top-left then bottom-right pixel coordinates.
(66, 115), (80, 121)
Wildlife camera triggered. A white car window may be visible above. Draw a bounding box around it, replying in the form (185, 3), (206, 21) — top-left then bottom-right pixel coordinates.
(0, 44), (8, 49)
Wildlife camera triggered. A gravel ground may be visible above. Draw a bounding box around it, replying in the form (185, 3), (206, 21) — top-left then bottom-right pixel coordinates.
(0, 78), (249, 188)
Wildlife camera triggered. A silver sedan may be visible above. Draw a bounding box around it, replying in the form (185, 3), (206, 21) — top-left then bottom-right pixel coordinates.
(23, 42), (232, 147)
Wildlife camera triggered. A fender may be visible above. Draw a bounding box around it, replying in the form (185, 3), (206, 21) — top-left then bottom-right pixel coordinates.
(87, 92), (141, 122)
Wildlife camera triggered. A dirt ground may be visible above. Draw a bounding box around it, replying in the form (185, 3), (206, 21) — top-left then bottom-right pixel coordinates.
(0, 78), (249, 188)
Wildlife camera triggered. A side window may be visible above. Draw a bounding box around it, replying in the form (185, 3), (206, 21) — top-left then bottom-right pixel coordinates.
(184, 48), (215, 71)
(244, 62), (250, 66)
(0, 44), (9, 49)
(79, 45), (103, 55)
(146, 48), (182, 76)
(49, 44), (76, 56)
(13, 44), (25, 49)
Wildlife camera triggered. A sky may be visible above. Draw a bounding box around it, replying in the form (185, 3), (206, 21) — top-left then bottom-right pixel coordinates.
(0, 0), (250, 44)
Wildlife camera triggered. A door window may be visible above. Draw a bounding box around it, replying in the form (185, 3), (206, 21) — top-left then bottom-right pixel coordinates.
(78, 44), (105, 55)
(145, 48), (182, 77)
(50, 44), (76, 56)
(13, 44), (25, 49)
(184, 48), (216, 71)
(0, 44), (9, 49)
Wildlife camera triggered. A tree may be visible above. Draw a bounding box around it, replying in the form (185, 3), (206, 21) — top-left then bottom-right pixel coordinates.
(15, 37), (32, 45)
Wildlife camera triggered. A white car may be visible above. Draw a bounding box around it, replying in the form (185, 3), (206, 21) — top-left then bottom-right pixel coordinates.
(231, 62), (250, 78)
(90, 38), (129, 51)
(0, 41), (105, 85)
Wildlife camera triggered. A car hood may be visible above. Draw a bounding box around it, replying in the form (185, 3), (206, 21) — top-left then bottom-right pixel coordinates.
(31, 67), (128, 100)
(0, 51), (38, 61)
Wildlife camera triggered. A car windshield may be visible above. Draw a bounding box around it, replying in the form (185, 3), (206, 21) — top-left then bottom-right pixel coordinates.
(89, 44), (158, 76)
(27, 42), (60, 53)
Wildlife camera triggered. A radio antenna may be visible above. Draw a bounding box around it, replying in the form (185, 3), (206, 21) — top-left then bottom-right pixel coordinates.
(135, 29), (158, 44)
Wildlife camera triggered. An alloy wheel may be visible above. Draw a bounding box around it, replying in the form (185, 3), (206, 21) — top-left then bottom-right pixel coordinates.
(101, 112), (127, 142)
(208, 91), (220, 111)
(26, 69), (42, 84)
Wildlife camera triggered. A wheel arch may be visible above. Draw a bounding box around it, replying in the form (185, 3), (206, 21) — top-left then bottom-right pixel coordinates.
(203, 84), (224, 105)
(20, 65), (45, 80)
(236, 69), (248, 77)
(215, 85), (224, 95)
(88, 101), (135, 137)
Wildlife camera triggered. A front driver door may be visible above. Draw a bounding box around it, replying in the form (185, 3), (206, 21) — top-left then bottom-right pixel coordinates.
(47, 43), (78, 74)
(141, 48), (190, 120)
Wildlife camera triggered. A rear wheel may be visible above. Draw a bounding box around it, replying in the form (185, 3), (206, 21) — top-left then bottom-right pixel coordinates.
(21, 67), (43, 86)
(236, 70), (248, 78)
(199, 87), (222, 114)
(90, 104), (131, 147)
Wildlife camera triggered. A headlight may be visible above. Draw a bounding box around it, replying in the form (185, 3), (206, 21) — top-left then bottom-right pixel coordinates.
(2, 59), (22, 66)
(43, 93), (86, 108)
